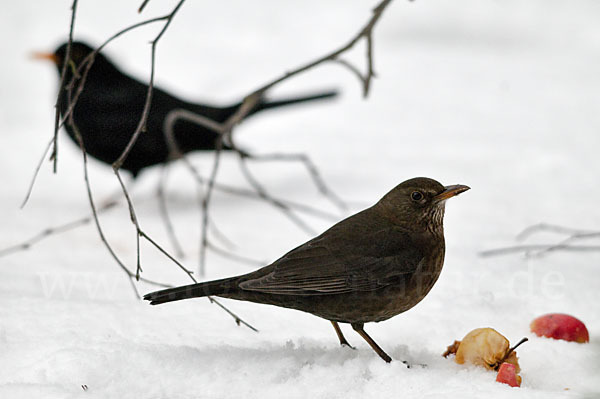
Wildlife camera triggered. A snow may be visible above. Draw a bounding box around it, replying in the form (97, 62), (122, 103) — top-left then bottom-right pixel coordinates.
(1, 0), (600, 398)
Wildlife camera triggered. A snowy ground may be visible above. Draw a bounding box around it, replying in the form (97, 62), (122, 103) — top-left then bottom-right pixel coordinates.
(1, 0), (600, 398)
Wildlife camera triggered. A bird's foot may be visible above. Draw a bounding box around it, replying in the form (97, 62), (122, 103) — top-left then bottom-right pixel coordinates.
(340, 341), (356, 350)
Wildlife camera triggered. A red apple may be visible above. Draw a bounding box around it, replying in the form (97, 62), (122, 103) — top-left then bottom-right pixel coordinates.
(530, 313), (589, 343)
(496, 362), (521, 387)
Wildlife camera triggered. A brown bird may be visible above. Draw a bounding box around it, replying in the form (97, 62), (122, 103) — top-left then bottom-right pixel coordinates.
(144, 177), (469, 362)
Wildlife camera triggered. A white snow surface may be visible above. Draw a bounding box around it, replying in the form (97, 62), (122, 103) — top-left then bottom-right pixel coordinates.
(1, 1), (600, 398)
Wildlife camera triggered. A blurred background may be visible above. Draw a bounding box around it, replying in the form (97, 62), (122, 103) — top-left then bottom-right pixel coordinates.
(1, 1), (599, 397)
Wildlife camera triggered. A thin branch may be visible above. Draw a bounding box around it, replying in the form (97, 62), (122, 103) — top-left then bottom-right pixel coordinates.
(20, 137), (54, 209)
(38, 0), (395, 329)
(209, 297), (259, 332)
(481, 245), (600, 258)
(113, 170), (143, 280)
(112, 0), (186, 171)
(114, 161), (261, 335)
(220, 0), (393, 142)
(25, 15), (174, 207)
(163, 109), (339, 220)
(69, 114), (256, 328)
(58, 15), (173, 132)
(481, 222), (600, 257)
(30, 0), (257, 330)
(332, 58), (369, 90)
(241, 151), (347, 211)
(0, 200), (119, 257)
(160, 0), (395, 274)
(138, 0), (151, 13)
(102, 0), (190, 282)
(163, 108), (340, 274)
(179, 154), (339, 220)
(232, 0), (394, 117)
(237, 155), (317, 235)
(516, 223), (600, 241)
(199, 135), (225, 276)
(68, 116), (169, 295)
(140, 231), (195, 280)
(52, 0), (79, 173)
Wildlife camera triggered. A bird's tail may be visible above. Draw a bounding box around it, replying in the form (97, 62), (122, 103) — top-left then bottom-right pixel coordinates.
(143, 277), (236, 305)
(248, 89), (338, 115)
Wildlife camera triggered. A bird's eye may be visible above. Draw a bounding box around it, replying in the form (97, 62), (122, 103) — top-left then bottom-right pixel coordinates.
(411, 191), (424, 201)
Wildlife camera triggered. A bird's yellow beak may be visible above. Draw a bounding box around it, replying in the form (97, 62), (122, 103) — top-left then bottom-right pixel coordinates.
(434, 184), (470, 202)
(31, 52), (59, 64)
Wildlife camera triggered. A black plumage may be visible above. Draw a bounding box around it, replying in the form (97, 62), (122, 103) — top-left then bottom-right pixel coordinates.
(38, 41), (337, 177)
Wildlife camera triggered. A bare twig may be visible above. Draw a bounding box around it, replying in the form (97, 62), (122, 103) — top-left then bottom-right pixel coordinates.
(61, 57), (256, 330)
(52, 0), (79, 174)
(74, 125), (256, 329)
(139, 231), (195, 280)
(36, 0), (395, 328)
(178, 155), (339, 220)
(481, 245), (600, 258)
(163, 109), (338, 220)
(19, 0), (260, 330)
(101, 0), (199, 283)
(516, 223), (599, 241)
(240, 151), (347, 211)
(112, 0), (186, 171)
(209, 297), (259, 332)
(199, 134), (225, 275)
(163, 108), (339, 273)
(20, 137), (54, 209)
(237, 155), (316, 235)
(67, 114), (170, 295)
(0, 200), (119, 257)
(24, 14), (178, 207)
(58, 15), (175, 133)
(160, 0), (395, 275)
(231, 0), (394, 118)
(114, 161), (261, 334)
(138, 0), (151, 13)
(481, 223), (600, 257)
(333, 58), (369, 90)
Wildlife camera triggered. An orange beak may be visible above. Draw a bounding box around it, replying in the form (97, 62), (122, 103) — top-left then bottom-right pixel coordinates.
(433, 184), (470, 202)
(31, 52), (59, 64)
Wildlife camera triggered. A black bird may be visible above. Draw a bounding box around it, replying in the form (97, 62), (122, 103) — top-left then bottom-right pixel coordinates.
(35, 41), (338, 177)
(144, 177), (470, 362)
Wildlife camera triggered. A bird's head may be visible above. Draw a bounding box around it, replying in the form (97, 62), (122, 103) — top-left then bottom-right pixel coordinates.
(376, 177), (470, 233)
(32, 41), (113, 77)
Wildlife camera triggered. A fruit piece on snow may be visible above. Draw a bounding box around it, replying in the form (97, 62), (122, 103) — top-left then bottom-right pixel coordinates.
(496, 362), (521, 387)
(530, 313), (589, 343)
(443, 327), (521, 372)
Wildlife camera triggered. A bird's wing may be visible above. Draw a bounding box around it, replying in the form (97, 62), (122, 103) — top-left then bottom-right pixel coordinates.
(239, 227), (422, 295)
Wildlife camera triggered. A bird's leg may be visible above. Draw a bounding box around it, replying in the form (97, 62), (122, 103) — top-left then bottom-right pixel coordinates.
(351, 323), (392, 363)
(330, 321), (354, 349)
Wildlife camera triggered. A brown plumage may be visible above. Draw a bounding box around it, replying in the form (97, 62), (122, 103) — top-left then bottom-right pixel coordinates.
(144, 177), (469, 362)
